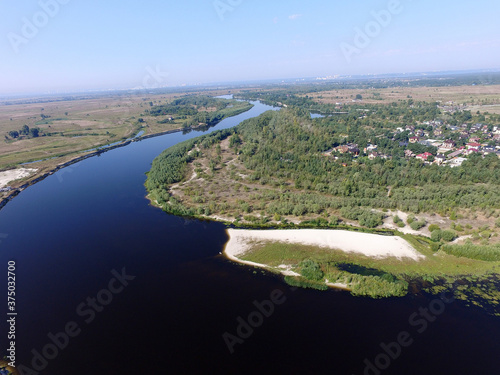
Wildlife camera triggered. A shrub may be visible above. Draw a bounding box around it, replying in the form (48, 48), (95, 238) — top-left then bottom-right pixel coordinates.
(299, 259), (324, 281)
(329, 215), (340, 225)
(410, 220), (426, 231)
(428, 224), (440, 232)
(284, 276), (328, 291)
(359, 211), (384, 228)
(441, 230), (457, 242)
(430, 242), (442, 252)
(340, 207), (383, 228)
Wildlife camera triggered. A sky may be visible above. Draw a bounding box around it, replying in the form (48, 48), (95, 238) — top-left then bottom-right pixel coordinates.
(0, 0), (499, 95)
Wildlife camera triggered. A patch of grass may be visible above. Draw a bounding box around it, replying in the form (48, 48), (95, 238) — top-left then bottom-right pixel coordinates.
(240, 234), (500, 300)
(441, 242), (500, 262)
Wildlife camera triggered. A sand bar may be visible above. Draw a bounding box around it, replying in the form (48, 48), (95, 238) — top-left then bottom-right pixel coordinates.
(225, 229), (425, 261)
(0, 168), (37, 188)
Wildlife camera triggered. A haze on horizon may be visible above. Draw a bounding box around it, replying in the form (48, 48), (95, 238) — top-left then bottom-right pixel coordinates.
(0, 0), (499, 96)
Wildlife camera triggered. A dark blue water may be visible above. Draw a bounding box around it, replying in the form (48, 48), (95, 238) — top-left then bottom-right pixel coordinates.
(1, 101), (500, 375)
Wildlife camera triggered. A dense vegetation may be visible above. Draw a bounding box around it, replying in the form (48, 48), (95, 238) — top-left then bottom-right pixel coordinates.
(442, 242), (500, 262)
(5, 124), (41, 140)
(147, 102), (500, 223)
(145, 96), (253, 129)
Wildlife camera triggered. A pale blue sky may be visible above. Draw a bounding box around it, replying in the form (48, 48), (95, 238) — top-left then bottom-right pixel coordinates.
(0, 0), (499, 95)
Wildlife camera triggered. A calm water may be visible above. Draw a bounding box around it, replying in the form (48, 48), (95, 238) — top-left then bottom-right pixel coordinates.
(1, 101), (500, 375)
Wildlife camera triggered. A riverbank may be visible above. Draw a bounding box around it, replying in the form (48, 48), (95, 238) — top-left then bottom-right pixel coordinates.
(0, 126), (194, 211)
(0, 105), (254, 212)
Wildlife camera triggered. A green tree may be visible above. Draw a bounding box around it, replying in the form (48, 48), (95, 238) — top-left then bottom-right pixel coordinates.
(8, 131), (19, 139)
(300, 259), (324, 281)
(29, 128), (39, 138)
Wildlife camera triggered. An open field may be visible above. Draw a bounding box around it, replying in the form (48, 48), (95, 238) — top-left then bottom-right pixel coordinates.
(0, 90), (242, 168)
(304, 84), (500, 108)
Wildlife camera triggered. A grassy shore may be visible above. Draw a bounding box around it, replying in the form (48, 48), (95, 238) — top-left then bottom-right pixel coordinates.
(232, 230), (499, 313)
(0, 91), (252, 208)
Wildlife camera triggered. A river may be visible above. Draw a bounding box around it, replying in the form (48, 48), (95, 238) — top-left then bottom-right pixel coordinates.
(1, 99), (499, 375)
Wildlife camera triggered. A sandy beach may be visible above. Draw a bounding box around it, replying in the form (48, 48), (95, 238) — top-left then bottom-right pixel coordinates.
(0, 168), (37, 188)
(224, 228), (425, 262)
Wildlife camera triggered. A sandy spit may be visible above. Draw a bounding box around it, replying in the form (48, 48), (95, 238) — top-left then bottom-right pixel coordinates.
(224, 229), (425, 261)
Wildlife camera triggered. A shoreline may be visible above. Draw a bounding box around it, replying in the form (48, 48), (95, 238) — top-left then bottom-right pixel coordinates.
(0, 111), (251, 211)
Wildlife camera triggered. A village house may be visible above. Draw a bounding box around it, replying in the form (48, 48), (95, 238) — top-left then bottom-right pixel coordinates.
(364, 144), (378, 153)
(336, 143), (360, 155)
(409, 136), (419, 144)
(464, 148), (479, 156)
(466, 142), (482, 150)
(447, 149), (464, 159)
(348, 145), (360, 156)
(336, 145), (349, 154)
(442, 140), (456, 149)
(446, 157), (467, 168)
(416, 152), (433, 161)
(434, 154), (446, 165)
(482, 146), (496, 155)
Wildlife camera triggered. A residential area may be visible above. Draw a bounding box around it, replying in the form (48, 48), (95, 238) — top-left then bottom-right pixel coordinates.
(328, 118), (500, 167)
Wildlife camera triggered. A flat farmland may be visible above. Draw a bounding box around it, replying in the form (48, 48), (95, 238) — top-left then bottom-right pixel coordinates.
(304, 84), (500, 107)
(0, 89), (244, 170)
